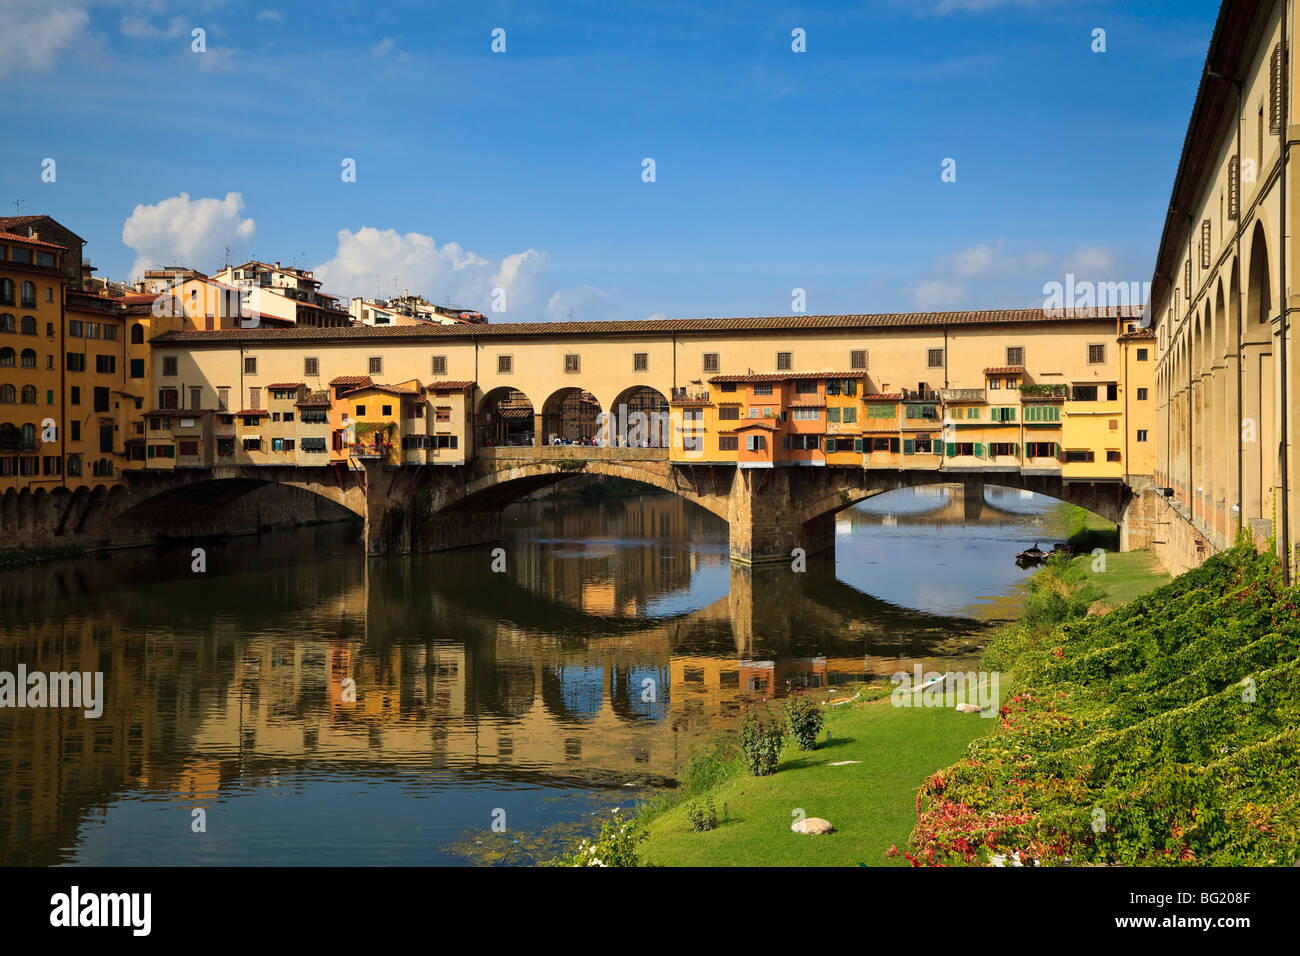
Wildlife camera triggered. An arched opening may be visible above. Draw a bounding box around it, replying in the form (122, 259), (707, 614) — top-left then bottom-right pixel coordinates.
(539, 387), (601, 446)
(1212, 279), (1229, 538)
(131, 323), (144, 345)
(1244, 223), (1274, 522)
(609, 385), (670, 447)
(476, 387), (535, 447)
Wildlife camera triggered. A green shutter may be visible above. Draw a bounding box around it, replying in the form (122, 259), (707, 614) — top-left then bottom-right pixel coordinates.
(974, 442), (984, 458)
(945, 442), (956, 457)
(1013, 443), (1019, 458)
(854, 438), (864, 453)
(826, 438), (837, 453)
(903, 438), (914, 455)
(890, 437), (899, 453)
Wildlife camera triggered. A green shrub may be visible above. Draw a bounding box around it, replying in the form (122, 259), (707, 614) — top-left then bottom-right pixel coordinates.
(785, 690), (824, 750)
(554, 809), (647, 867)
(740, 708), (786, 776)
(686, 797), (718, 832)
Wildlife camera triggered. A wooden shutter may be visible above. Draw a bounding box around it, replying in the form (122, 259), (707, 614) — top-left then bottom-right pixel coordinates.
(854, 438), (864, 453)
(1271, 41), (1283, 135)
(974, 442), (984, 458)
(903, 438), (914, 455)
(945, 442), (956, 457)
(1201, 219), (1211, 268)
(890, 437), (899, 454)
(1184, 258), (1192, 299)
(1228, 156), (1240, 220)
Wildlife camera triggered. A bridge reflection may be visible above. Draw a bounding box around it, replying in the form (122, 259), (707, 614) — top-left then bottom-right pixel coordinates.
(0, 501), (1000, 865)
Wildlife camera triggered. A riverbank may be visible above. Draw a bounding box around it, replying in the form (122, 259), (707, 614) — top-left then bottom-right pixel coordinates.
(618, 545), (1173, 867)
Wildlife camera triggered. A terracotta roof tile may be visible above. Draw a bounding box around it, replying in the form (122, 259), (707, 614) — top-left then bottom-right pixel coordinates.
(862, 393), (902, 401)
(424, 381), (475, 391)
(708, 371), (866, 384)
(983, 366), (1026, 375)
(149, 307), (1146, 345)
(329, 375), (372, 386)
(237, 409), (268, 416)
(266, 382), (304, 390)
(0, 230), (66, 250)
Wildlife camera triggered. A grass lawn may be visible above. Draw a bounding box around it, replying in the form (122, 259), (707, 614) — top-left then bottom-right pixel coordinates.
(1086, 550), (1172, 607)
(640, 691), (1003, 867)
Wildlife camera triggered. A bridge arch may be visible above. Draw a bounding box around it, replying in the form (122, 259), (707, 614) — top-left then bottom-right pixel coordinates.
(538, 386), (601, 445)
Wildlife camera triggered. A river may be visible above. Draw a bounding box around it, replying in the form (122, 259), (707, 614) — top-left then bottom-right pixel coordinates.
(0, 483), (1066, 865)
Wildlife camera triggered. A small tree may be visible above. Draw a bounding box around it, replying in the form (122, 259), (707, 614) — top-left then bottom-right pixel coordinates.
(740, 707), (786, 776)
(785, 686), (825, 750)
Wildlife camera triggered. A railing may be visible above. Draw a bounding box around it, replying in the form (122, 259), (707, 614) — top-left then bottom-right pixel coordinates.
(349, 442), (393, 458)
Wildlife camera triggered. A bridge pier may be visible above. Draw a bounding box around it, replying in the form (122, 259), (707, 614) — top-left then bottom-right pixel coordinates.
(727, 467), (836, 565)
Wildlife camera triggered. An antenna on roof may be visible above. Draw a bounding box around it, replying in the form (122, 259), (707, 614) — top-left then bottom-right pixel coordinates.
(224, 246), (231, 269)
(11, 200), (23, 216)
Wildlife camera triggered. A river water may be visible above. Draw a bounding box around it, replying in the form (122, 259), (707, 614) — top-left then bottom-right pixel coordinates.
(0, 484), (1065, 866)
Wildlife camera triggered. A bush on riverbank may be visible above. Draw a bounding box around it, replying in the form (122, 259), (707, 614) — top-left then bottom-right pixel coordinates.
(740, 708), (787, 776)
(785, 689), (825, 751)
(907, 543), (1300, 866)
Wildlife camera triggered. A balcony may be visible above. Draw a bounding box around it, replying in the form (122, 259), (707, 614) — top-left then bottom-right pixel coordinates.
(349, 441), (393, 459)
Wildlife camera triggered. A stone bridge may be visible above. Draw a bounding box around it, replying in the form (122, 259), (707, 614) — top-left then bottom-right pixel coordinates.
(10, 447), (1151, 563)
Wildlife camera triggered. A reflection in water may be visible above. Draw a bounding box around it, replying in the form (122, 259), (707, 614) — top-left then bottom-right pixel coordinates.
(0, 484), (1066, 865)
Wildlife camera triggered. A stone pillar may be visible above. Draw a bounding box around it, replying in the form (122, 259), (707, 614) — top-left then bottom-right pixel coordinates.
(361, 460), (503, 555)
(727, 467), (835, 565)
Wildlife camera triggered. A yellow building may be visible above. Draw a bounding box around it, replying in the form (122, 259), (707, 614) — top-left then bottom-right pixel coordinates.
(0, 230), (66, 490)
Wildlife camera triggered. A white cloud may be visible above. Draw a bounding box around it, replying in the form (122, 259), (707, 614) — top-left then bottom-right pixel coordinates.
(314, 227), (549, 319)
(256, 9), (283, 22)
(121, 192), (256, 278)
(546, 284), (615, 322)
(120, 15), (189, 40)
(369, 37), (396, 58)
(935, 0), (1051, 13)
(0, 1), (90, 78)
(911, 239), (1056, 309)
(1062, 244), (1119, 278)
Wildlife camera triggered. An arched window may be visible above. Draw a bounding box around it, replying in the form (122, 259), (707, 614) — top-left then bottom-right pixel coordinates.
(20, 423), (35, 449)
(0, 313), (14, 333)
(20, 282), (35, 308)
(20, 349), (36, 369)
(0, 348), (13, 367)
(66, 454), (82, 476)
(131, 323), (144, 344)
(0, 384), (14, 403)
(20, 315), (35, 335)
(0, 279), (12, 306)
(20, 384), (37, 404)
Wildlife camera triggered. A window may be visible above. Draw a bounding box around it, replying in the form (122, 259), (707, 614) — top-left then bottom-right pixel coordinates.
(19, 385), (36, 404)
(271, 438), (296, 452)
(355, 405), (366, 417)
(745, 435), (766, 451)
(435, 406), (451, 422)
(990, 406), (1016, 422)
(20, 282), (35, 308)
(1006, 346), (1024, 366)
(0, 347), (11, 366)
(776, 352), (792, 371)
(1087, 344), (1106, 364)
(1106, 450), (1122, 462)
(989, 378), (1000, 389)
(381, 405), (392, 416)
(795, 380), (818, 394)
(20, 315), (35, 335)
(1026, 442), (1056, 458)
(179, 441), (199, 457)
(0, 280), (10, 305)
(827, 407), (840, 423)
(841, 406), (857, 423)
(248, 387), (260, 409)
(69, 421), (80, 442)
(703, 353), (719, 373)
(431, 355), (447, 376)
(244, 356), (257, 374)
(70, 386), (80, 405)
(130, 358), (145, 378)
(1065, 449), (1095, 463)
(718, 436), (738, 451)
(305, 357), (320, 377)
(633, 352), (648, 371)
(1136, 429), (1149, 442)
(990, 443), (1017, 457)
(1072, 385), (1098, 402)
(719, 406), (740, 420)
(1106, 383), (1118, 401)
(850, 349), (867, 370)
(866, 404), (894, 419)
(68, 319), (83, 337)
(301, 437), (327, 453)
(66, 352), (85, 372)
(96, 355), (115, 374)
(498, 355), (512, 374)
(217, 387), (229, 411)
(564, 354), (581, 373)
(927, 348), (944, 368)
(131, 324), (144, 344)
(189, 387), (202, 409)
(1136, 387), (1149, 401)
(1136, 348), (1149, 361)
(158, 387), (178, 410)
(369, 356), (383, 375)
(242, 438), (261, 451)
(1024, 404), (1061, 422)
(753, 384), (773, 396)
(784, 434), (819, 451)
(93, 387), (109, 412)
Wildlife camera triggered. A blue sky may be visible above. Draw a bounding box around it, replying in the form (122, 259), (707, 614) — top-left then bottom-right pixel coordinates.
(0, 0), (1220, 322)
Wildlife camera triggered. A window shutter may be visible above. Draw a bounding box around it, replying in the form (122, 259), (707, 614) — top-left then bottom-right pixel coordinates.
(1229, 156), (1240, 220)
(903, 438), (914, 455)
(974, 442), (984, 458)
(890, 437), (899, 454)
(1184, 258), (1192, 300)
(1012, 443), (1019, 458)
(1271, 41), (1283, 135)
(1200, 219), (1211, 268)
(854, 438), (864, 453)
(945, 442), (956, 457)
